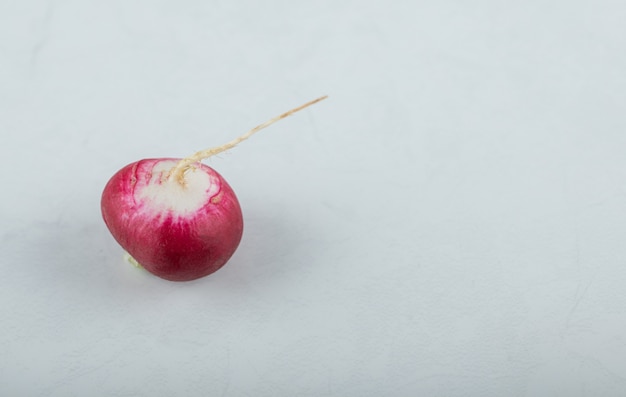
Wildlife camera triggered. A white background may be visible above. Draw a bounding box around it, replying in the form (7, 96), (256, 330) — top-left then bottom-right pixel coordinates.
(2, 1), (626, 396)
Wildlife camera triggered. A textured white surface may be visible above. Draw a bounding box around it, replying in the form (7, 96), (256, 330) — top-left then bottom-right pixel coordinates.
(2, 1), (626, 396)
(133, 159), (219, 215)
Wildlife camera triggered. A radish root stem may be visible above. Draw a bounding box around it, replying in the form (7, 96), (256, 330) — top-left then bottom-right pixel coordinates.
(124, 252), (143, 269)
(168, 95), (328, 185)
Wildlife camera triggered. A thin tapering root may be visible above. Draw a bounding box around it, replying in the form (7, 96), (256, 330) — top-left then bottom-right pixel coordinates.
(168, 95), (328, 185)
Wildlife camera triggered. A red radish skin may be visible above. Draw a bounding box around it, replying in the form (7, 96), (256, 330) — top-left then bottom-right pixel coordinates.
(102, 159), (243, 281)
(101, 96), (327, 281)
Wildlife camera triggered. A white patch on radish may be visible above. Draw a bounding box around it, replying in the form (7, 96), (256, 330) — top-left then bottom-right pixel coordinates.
(135, 160), (219, 216)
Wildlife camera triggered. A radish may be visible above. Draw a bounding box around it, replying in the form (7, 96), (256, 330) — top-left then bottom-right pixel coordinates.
(101, 96), (327, 281)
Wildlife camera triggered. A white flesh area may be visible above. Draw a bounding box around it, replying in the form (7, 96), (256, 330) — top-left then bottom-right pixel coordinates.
(135, 160), (219, 217)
